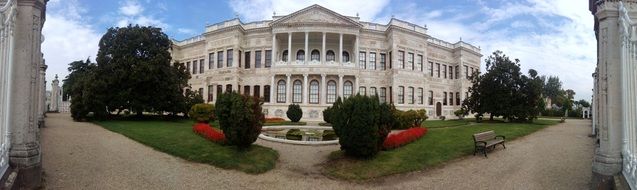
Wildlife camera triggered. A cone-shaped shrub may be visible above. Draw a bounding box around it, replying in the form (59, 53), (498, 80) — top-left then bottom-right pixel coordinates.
(215, 92), (264, 149)
(286, 104), (303, 122)
(331, 95), (388, 158)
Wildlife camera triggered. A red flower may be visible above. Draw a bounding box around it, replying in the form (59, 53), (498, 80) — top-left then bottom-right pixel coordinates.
(383, 126), (428, 150)
(193, 123), (226, 143)
(264, 117), (285, 123)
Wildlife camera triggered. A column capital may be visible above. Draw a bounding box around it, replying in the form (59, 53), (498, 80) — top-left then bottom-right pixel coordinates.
(303, 73), (309, 77)
(338, 74), (344, 78)
(286, 73), (291, 77)
(321, 74), (327, 78)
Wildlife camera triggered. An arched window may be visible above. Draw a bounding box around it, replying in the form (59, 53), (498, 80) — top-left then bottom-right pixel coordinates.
(277, 80), (286, 103)
(370, 87), (377, 97)
(282, 50), (288, 62)
(343, 81), (353, 98)
(296, 50), (305, 61)
(327, 80), (337, 103)
(380, 87), (386, 103)
(326, 50), (335, 62)
(398, 86), (405, 104)
(342, 51), (350, 62)
(309, 80), (319, 104)
(311, 50), (320, 61)
(293, 80), (302, 103)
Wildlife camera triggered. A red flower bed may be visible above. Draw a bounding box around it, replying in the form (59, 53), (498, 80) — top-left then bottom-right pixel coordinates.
(264, 117), (285, 123)
(383, 127), (428, 150)
(193, 123), (225, 143)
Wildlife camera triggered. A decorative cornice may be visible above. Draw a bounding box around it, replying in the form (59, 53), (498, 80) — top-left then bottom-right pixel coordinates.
(269, 4), (363, 28)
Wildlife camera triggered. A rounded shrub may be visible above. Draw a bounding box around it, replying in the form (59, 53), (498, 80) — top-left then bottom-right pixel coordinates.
(322, 130), (337, 141)
(285, 129), (303, 140)
(286, 104), (303, 122)
(215, 92), (264, 149)
(188, 103), (215, 123)
(331, 95), (387, 158)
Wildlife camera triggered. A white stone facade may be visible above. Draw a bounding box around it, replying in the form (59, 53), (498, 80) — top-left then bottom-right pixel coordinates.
(171, 5), (482, 121)
(590, 0), (637, 188)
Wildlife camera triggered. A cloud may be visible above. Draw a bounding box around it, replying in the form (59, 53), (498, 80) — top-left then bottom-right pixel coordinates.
(120, 0), (143, 16)
(116, 0), (169, 29)
(228, 0), (391, 22)
(177, 28), (196, 35)
(42, 0), (102, 90)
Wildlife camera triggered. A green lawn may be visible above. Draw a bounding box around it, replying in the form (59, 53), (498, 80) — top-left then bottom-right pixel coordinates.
(94, 119), (279, 174)
(323, 119), (559, 180)
(421, 119), (471, 128)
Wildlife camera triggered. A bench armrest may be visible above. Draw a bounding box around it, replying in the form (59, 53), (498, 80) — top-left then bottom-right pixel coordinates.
(475, 141), (487, 147)
(496, 135), (505, 140)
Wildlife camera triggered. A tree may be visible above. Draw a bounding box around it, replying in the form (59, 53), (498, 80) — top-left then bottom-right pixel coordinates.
(215, 92), (264, 149)
(64, 59), (109, 120)
(286, 104), (303, 122)
(96, 25), (187, 116)
(544, 76), (562, 102)
(331, 95), (387, 158)
(462, 51), (544, 122)
(577, 99), (591, 108)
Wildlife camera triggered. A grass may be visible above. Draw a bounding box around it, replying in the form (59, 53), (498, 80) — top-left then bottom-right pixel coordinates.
(94, 119), (279, 174)
(323, 119), (559, 180)
(421, 119), (471, 128)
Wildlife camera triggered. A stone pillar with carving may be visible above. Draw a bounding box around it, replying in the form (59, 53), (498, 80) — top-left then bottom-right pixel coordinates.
(38, 60), (46, 128)
(50, 74), (59, 112)
(8, 0), (47, 188)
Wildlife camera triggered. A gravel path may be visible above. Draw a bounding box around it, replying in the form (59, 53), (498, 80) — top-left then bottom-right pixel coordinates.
(42, 113), (593, 189)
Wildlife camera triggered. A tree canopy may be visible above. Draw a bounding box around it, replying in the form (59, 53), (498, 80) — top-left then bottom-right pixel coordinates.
(66, 25), (193, 120)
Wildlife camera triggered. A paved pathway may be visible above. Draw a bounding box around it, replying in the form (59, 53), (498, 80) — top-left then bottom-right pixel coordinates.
(42, 113), (594, 189)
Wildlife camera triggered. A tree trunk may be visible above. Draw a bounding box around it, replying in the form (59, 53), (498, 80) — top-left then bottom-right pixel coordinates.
(136, 111), (143, 117)
(489, 115), (494, 121)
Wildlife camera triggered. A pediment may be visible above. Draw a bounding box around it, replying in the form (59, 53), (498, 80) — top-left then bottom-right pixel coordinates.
(271, 5), (362, 27)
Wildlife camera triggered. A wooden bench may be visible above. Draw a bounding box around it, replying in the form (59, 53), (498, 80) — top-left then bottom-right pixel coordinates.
(473, 130), (505, 157)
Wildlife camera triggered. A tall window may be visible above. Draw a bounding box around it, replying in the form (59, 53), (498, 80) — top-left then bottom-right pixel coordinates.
(370, 87), (377, 97)
(343, 81), (353, 98)
(464, 65), (469, 78)
(380, 87), (386, 103)
(293, 80), (302, 103)
(408, 87), (414, 104)
(436, 63), (440, 77)
(380, 53), (386, 70)
(443, 92), (448, 105)
(277, 80), (286, 103)
(199, 59), (204, 73)
(254, 85), (260, 98)
(209, 53), (214, 69)
(238, 50), (242, 68)
(418, 88), (423, 104)
(398, 51), (405, 69)
(226, 84), (232, 92)
(449, 91), (454, 105)
(199, 88), (204, 98)
(193, 60), (198, 74)
(369, 53), (376, 70)
(311, 50), (320, 61)
(417, 55), (423, 71)
(245, 52), (251, 69)
(359, 87), (366, 96)
(255, 51), (262, 68)
(398, 86), (405, 104)
(186, 61), (190, 73)
(407, 53), (414, 70)
(429, 62), (434, 76)
(217, 51), (223, 68)
(443, 64), (447, 79)
(359, 51), (366, 69)
(208, 85), (213, 102)
(456, 92), (460, 105)
(227, 49), (233, 67)
(264, 85), (271, 102)
(449, 66), (453, 79)
(216, 85), (222, 97)
(309, 80), (319, 104)
(429, 90), (434, 105)
(326, 50), (335, 62)
(244, 86), (251, 96)
(296, 50), (305, 61)
(342, 51), (350, 62)
(282, 50), (288, 62)
(455, 66), (459, 79)
(265, 50), (272, 68)
(327, 80), (337, 103)
(389, 52), (392, 69)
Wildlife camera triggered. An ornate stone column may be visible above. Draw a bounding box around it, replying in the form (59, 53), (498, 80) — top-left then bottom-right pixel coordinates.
(338, 75), (343, 98)
(354, 35), (359, 66)
(339, 33), (343, 63)
(272, 33), (277, 64)
(288, 32), (292, 64)
(322, 32), (326, 64)
(270, 75), (275, 103)
(38, 61), (46, 127)
(9, 0), (47, 188)
(321, 74), (326, 105)
(304, 32), (309, 64)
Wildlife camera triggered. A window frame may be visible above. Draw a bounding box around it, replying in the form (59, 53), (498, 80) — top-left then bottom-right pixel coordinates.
(277, 80), (286, 103)
(309, 80), (319, 104)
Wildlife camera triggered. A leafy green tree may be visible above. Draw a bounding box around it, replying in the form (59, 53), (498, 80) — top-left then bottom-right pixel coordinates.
(64, 59), (108, 120)
(544, 76), (562, 102)
(331, 95), (386, 158)
(577, 99), (591, 108)
(96, 25), (186, 116)
(215, 92), (264, 149)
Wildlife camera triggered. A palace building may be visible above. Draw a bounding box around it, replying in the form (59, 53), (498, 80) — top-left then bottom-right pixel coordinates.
(171, 4), (482, 121)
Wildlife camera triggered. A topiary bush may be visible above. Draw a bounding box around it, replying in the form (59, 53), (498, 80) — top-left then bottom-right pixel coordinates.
(286, 104), (303, 122)
(188, 103), (215, 123)
(322, 130), (337, 141)
(331, 95), (387, 158)
(215, 92), (264, 149)
(322, 97), (342, 124)
(285, 129), (303, 140)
